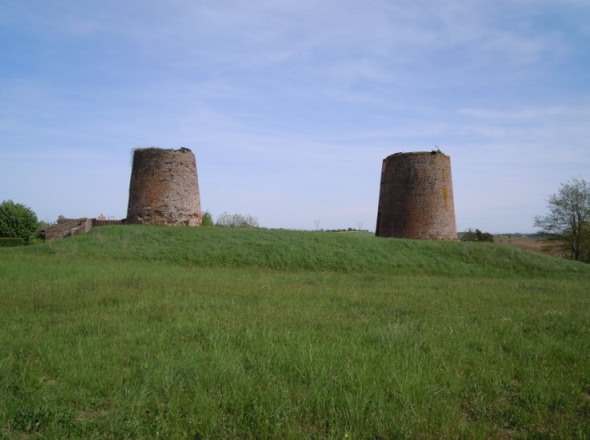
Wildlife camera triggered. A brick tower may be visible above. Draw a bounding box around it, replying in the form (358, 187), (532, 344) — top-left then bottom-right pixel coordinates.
(376, 151), (457, 240)
(126, 147), (202, 226)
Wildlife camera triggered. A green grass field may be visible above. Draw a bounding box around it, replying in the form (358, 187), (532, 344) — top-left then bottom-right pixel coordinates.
(1, 226), (589, 439)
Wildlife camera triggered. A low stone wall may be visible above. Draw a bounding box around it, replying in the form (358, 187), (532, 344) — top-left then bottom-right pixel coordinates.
(92, 219), (123, 227)
(45, 218), (94, 242)
(44, 218), (123, 242)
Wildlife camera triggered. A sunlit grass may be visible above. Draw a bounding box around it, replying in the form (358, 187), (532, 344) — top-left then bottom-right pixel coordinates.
(1, 227), (589, 438)
(25, 225), (590, 277)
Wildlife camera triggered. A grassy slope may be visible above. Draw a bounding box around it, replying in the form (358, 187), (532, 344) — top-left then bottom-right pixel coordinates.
(24, 225), (590, 277)
(1, 226), (590, 439)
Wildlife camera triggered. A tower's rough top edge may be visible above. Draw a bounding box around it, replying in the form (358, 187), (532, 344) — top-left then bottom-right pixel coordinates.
(384, 151), (449, 160)
(132, 147), (193, 154)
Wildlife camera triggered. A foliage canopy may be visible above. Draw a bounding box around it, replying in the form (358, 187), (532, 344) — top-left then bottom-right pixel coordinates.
(0, 200), (38, 244)
(534, 178), (590, 262)
(201, 211), (214, 226)
(460, 228), (494, 243)
(216, 212), (259, 228)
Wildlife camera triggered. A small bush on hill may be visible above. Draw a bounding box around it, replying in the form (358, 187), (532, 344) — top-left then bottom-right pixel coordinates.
(0, 237), (24, 247)
(460, 228), (494, 243)
(216, 212), (259, 228)
(201, 211), (214, 226)
(0, 200), (38, 244)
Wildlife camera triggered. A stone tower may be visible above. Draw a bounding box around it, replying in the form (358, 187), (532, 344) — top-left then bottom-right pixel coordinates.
(376, 151), (457, 240)
(126, 147), (202, 226)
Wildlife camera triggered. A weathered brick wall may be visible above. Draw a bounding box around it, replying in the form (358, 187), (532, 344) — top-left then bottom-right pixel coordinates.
(44, 218), (122, 242)
(376, 151), (457, 240)
(126, 147), (202, 226)
(92, 219), (122, 227)
(45, 218), (93, 242)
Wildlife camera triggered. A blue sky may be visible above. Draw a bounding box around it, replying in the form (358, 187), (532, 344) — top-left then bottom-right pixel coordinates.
(1, 0), (589, 232)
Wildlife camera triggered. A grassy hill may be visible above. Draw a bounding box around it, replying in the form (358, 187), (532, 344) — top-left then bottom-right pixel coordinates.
(24, 225), (590, 277)
(1, 226), (589, 439)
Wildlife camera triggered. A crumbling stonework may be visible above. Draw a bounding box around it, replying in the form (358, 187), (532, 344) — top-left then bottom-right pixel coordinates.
(376, 151), (457, 240)
(126, 147), (202, 226)
(44, 218), (93, 242)
(44, 217), (123, 241)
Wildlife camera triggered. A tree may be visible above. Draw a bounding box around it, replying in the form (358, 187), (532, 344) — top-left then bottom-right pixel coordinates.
(0, 200), (39, 244)
(216, 212), (259, 228)
(201, 211), (214, 226)
(534, 178), (590, 261)
(460, 228), (494, 243)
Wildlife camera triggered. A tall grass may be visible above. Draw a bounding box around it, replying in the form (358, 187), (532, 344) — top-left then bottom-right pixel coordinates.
(24, 226), (590, 277)
(1, 227), (589, 438)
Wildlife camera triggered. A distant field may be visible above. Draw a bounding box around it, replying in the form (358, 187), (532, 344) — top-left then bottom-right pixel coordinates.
(494, 235), (545, 252)
(1, 227), (589, 439)
(494, 235), (565, 258)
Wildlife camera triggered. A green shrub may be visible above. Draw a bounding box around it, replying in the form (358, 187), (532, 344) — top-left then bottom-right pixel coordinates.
(201, 211), (214, 226)
(0, 200), (39, 244)
(216, 212), (259, 228)
(0, 237), (24, 247)
(460, 228), (494, 243)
